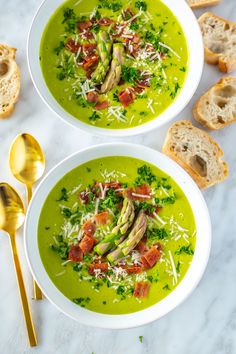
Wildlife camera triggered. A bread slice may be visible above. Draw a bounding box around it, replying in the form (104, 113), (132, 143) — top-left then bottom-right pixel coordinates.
(162, 120), (228, 189)
(193, 77), (236, 130)
(198, 12), (236, 73)
(188, 0), (221, 9)
(0, 44), (20, 119)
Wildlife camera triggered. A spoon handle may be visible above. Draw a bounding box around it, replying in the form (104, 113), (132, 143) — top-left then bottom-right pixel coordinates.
(26, 184), (43, 300)
(9, 233), (37, 347)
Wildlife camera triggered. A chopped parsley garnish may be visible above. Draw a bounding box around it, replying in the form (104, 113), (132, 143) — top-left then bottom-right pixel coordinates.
(62, 7), (77, 33)
(89, 112), (101, 122)
(155, 195), (177, 205)
(180, 66), (186, 72)
(139, 335), (144, 343)
(170, 82), (181, 99)
(51, 236), (69, 260)
(147, 272), (159, 283)
(99, 188), (122, 210)
(162, 284), (170, 291)
(144, 30), (168, 54)
(98, 0), (122, 12)
(61, 207), (72, 218)
(102, 301), (107, 305)
(73, 297), (91, 307)
(138, 202), (155, 214)
(92, 23), (100, 33)
(57, 187), (68, 202)
(140, 111), (148, 116)
(45, 226), (50, 230)
(135, 164), (157, 185)
(113, 91), (119, 102)
(121, 66), (140, 84)
(135, 1), (147, 11)
(56, 55), (75, 80)
(147, 228), (168, 242)
(73, 263), (83, 272)
(54, 41), (65, 55)
(175, 245), (194, 256)
(130, 22), (139, 31)
(176, 261), (181, 273)
(73, 91), (89, 108)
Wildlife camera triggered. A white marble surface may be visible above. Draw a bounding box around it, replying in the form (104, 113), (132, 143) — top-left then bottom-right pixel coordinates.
(0, 0), (236, 353)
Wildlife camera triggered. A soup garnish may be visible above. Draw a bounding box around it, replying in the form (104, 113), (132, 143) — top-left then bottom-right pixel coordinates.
(38, 157), (196, 314)
(40, 0), (188, 128)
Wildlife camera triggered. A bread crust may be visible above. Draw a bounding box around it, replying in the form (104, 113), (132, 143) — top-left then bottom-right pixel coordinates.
(198, 12), (236, 73)
(193, 77), (236, 130)
(162, 120), (228, 189)
(0, 44), (20, 119)
(188, 0), (221, 9)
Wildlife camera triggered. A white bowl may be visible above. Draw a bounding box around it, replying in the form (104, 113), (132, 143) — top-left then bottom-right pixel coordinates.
(24, 143), (211, 328)
(27, 0), (204, 137)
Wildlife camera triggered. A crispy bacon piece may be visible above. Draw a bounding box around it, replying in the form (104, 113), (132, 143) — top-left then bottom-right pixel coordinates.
(82, 43), (97, 56)
(121, 265), (142, 274)
(79, 235), (96, 254)
(133, 86), (145, 95)
(82, 54), (99, 71)
(136, 74), (151, 88)
(65, 39), (81, 53)
(82, 220), (96, 237)
(128, 34), (140, 44)
(88, 263), (109, 275)
(135, 239), (148, 254)
(94, 211), (110, 226)
(111, 23), (126, 38)
(154, 242), (163, 251)
(68, 245), (83, 262)
(141, 246), (161, 269)
(125, 184), (151, 201)
(122, 8), (135, 21)
(126, 41), (140, 57)
(78, 20), (93, 31)
(94, 101), (110, 110)
(118, 88), (135, 108)
(79, 190), (90, 204)
(134, 282), (150, 298)
(136, 184), (151, 196)
(98, 18), (114, 26)
(81, 31), (94, 40)
(87, 91), (99, 104)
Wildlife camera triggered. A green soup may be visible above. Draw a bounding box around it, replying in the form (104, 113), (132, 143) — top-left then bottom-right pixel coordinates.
(40, 0), (188, 129)
(38, 157), (196, 315)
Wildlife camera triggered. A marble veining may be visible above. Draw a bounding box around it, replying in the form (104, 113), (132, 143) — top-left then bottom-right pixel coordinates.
(0, 0), (236, 353)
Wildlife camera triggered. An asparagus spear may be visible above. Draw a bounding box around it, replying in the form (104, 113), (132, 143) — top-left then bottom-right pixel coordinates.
(91, 31), (112, 85)
(94, 198), (135, 255)
(107, 211), (147, 263)
(100, 43), (125, 93)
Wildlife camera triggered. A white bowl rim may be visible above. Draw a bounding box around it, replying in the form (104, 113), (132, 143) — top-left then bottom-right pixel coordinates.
(27, 0), (204, 137)
(24, 143), (211, 329)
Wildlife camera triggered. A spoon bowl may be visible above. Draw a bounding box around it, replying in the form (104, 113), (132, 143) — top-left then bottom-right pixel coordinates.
(0, 183), (25, 235)
(9, 133), (45, 186)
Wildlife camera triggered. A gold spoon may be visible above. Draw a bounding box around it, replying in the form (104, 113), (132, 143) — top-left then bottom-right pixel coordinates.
(9, 133), (45, 300)
(0, 183), (37, 346)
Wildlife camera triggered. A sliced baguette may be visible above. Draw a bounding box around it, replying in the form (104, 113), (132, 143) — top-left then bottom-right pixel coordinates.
(188, 0), (221, 9)
(162, 120), (228, 189)
(0, 44), (20, 119)
(193, 76), (236, 130)
(198, 12), (236, 73)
